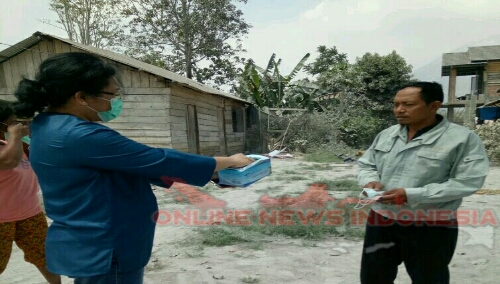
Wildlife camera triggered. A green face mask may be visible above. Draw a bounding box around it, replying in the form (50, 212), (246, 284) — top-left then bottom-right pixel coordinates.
(98, 97), (123, 122)
(3, 133), (31, 145)
(86, 97), (123, 122)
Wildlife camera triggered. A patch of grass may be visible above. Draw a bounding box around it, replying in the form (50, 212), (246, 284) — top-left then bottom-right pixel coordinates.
(239, 211), (339, 240)
(273, 175), (307, 181)
(192, 205), (368, 246)
(196, 226), (253, 247)
(312, 178), (359, 192)
(255, 221), (339, 240)
(255, 186), (284, 193)
(240, 276), (261, 284)
(243, 241), (264, 250)
(288, 175), (307, 181)
(283, 170), (300, 175)
(304, 151), (343, 163)
(342, 226), (365, 240)
(301, 163), (333, 171)
(340, 174), (357, 179)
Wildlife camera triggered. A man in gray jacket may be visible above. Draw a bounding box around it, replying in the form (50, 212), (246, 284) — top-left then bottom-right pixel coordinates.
(357, 81), (489, 284)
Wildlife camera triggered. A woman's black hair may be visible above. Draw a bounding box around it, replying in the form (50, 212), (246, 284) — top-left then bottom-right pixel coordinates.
(0, 102), (14, 123)
(13, 52), (117, 118)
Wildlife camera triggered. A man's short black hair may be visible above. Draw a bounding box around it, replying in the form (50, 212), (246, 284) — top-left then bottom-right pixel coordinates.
(399, 81), (444, 104)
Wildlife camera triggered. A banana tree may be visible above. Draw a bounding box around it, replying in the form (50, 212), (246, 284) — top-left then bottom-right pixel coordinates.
(237, 53), (322, 110)
(286, 79), (331, 111)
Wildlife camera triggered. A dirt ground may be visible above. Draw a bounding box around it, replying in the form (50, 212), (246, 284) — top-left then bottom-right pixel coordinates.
(1, 158), (499, 284)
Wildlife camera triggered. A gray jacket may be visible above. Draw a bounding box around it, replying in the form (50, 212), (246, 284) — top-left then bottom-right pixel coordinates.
(357, 116), (489, 220)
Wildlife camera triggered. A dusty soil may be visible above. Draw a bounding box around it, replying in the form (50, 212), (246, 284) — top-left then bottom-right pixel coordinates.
(2, 158), (499, 284)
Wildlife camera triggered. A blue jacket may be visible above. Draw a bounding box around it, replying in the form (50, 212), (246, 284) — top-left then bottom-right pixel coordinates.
(30, 112), (216, 277)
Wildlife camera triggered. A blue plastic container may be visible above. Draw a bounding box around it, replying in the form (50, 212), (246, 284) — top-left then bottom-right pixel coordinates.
(478, 107), (500, 120)
(217, 155), (272, 187)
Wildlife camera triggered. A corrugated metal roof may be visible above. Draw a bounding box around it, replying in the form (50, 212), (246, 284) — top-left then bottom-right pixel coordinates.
(442, 52), (470, 67)
(483, 98), (500, 107)
(0, 35), (42, 63)
(0, 31), (249, 103)
(469, 45), (500, 62)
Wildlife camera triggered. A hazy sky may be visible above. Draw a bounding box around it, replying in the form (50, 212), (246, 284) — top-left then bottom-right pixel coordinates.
(2, 0), (500, 78)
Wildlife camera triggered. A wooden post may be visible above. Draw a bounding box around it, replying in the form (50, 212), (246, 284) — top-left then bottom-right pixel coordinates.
(483, 69), (489, 103)
(242, 106), (247, 154)
(217, 106), (228, 156)
(447, 68), (457, 121)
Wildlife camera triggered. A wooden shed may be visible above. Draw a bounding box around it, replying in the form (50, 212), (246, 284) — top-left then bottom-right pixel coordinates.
(0, 31), (250, 155)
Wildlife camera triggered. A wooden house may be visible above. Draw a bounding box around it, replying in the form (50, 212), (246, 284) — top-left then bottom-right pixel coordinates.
(441, 45), (500, 120)
(0, 31), (251, 155)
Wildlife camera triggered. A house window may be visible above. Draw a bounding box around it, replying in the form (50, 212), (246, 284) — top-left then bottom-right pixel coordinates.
(232, 107), (244, 133)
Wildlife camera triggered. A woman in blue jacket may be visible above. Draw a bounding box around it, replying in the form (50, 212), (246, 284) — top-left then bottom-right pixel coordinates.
(13, 52), (253, 284)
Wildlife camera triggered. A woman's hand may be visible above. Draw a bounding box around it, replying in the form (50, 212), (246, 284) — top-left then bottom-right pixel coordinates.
(214, 154), (254, 172)
(228, 153), (254, 168)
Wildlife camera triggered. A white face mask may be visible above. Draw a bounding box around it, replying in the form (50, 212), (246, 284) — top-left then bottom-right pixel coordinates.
(354, 188), (383, 209)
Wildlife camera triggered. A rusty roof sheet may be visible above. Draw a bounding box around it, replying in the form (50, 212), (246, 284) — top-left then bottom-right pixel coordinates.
(0, 31), (249, 103)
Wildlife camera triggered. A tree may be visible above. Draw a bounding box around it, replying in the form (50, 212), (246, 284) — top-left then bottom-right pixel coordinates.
(317, 50), (413, 107)
(303, 45), (351, 96)
(308, 46), (413, 101)
(310, 50), (414, 145)
(237, 53), (329, 111)
(354, 51), (413, 105)
(304, 45), (348, 76)
(48, 0), (124, 48)
(354, 51), (413, 127)
(121, 0), (251, 87)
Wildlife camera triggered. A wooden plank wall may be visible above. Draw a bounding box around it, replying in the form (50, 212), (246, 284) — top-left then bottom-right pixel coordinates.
(0, 44), (46, 89)
(485, 61), (500, 72)
(225, 100), (246, 155)
(485, 84), (500, 97)
(170, 85), (220, 155)
(0, 40), (53, 100)
(169, 85), (245, 155)
(104, 61), (171, 148)
(0, 92), (15, 102)
(485, 62), (500, 97)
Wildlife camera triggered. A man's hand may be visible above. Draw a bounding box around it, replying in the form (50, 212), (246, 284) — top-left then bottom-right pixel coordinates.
(362, 181), (384, 196)
(363, 181), (384, 190)
(378, 188), (407, 205)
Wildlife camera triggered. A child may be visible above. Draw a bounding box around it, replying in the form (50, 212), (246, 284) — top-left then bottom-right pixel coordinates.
(0, 102), (61, 284)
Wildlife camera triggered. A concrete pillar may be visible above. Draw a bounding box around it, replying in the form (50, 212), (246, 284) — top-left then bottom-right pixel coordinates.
(447, 68), (457, 121)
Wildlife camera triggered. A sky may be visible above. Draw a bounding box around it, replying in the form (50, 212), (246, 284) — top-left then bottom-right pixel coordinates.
(2, 0), (500, 84)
